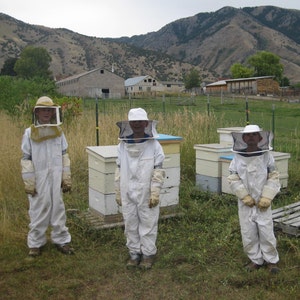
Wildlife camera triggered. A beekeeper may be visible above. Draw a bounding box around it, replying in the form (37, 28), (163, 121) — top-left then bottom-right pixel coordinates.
(228, 125), (281, 273)
(21, 96), (73, 257)
(115, 108), (165, 270)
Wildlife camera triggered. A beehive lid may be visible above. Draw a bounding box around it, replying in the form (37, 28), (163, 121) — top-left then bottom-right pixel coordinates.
(194, 143), (232, 151)
(157, 134), (183, 142)
(86, 145), (118, 162)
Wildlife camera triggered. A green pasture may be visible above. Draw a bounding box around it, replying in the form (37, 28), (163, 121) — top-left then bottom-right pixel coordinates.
(0, 94), (300, 299)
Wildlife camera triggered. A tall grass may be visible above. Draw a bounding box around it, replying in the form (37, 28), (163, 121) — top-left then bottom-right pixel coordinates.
(0, 107), (220, 237)
(1, 100), (300, 299)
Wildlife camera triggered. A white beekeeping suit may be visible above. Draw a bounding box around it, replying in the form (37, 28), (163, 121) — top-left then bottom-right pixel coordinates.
(21, 96), (73, 256)
(228, 125), (281, 271)
(115, 108), (165, 269)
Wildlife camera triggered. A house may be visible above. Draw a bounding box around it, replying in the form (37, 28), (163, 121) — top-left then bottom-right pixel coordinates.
(161, 81), (185, 94)
(125, 75), (164, 96)
(206, 76), (280, 96)
(56, 68), (125, 98)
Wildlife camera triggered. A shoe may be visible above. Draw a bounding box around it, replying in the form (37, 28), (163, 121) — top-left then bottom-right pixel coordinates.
(245, 262), (262, 272)
(267, 263), (280, 274)
(139, 255), (155, 270)
(28, 248), (40, 257)
(126, 258), (140, 269)
(55, 243), (74, 255)
(126, 253), (141, 269)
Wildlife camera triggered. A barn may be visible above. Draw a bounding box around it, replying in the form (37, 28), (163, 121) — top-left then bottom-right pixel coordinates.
(125, 75), (164, 96)
(206, 76), (280, 96)
(56, 68), (125, 98)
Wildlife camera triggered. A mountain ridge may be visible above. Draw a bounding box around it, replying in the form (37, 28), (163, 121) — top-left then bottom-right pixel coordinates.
(0, 6), (299, 84)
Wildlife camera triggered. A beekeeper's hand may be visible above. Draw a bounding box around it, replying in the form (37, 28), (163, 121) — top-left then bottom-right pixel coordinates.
(114, 167), (122, 206)
(149, 186), (160, 208)
(21, 159), (37, 196)
(242, 195), (256, 207)
(115, 189), (122, 206)
(62, 176), (72, 193)
(257, 197), (272, 211)
(25, 179), (37, 196)
(62, 153), (72, 192)
(149, 169), (165, 208)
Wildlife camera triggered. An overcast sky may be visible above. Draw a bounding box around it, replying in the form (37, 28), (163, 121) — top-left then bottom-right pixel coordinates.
(1, 0), (299, 38)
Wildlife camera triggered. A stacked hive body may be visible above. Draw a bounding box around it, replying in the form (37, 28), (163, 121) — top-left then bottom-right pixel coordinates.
(195, 127), (290, 194)
(86, 134), (182, 224)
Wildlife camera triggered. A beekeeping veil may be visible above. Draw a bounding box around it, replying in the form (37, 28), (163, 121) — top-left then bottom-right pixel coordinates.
(30, 96), (63, 142)
(33, 96), (62, 127)
(231, 124), (273, 154)
(116, 108), (159, 141)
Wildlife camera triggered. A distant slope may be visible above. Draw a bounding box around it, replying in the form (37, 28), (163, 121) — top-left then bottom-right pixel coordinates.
(111, 6), (300, 83)
(0, 5), (300, 83)
(0, 13), (197, 82)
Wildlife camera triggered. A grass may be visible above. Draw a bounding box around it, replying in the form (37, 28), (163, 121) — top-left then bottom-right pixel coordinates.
(0, 95), (300, 299)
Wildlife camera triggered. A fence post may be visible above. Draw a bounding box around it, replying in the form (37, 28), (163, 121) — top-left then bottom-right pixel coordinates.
(162, 94), (166, 114)
(272, 104), (275, 149)
(95, 97), (99, 146)
(245, 97), (249, 125)
(207, 94), (210, 116)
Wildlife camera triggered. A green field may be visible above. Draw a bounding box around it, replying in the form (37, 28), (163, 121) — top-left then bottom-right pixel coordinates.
(0, 95), (299, 299)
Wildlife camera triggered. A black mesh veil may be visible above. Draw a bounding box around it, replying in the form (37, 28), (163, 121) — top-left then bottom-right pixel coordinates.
(116, 120), (159, 141)
(231, 130), (273, 153)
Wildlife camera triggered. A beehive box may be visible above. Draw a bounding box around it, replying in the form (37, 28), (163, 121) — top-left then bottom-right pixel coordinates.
(220, 151), (291, 194)
(194, 143), (232, 193)
(86, 134), (182, 224)
(217, 127), (244, 146)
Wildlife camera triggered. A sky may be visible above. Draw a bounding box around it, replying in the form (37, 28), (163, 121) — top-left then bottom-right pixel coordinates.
(1, 0), (300, 38)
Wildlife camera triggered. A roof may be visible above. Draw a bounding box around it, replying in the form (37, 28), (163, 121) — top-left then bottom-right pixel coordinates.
(225, 76), (274, 83)
(125, 76), (148, 87)
(206, 80), (227, 87)
(206, 76), (275, 87)
(56, 67), (119, 83)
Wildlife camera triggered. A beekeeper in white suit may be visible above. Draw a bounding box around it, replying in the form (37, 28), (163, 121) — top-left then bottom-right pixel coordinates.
(115, 108), (165, 270)
(228, 125), (281, 273)
(21, 96), (73, 257)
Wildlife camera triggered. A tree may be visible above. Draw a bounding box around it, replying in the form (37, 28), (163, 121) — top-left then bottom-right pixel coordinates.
(14, 46), (52, 79)
(0, 57), (18, 76)
(184, 68), (201, 90)
(281, 76), (290, 87)
(247, 51), (283, 82)
(230, 63), (253, 79)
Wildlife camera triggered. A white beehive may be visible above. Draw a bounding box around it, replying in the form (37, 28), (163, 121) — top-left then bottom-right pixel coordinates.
(195, 127), (291, 194)
(86, 134), (182, 224)
(194, 143), (232, 193)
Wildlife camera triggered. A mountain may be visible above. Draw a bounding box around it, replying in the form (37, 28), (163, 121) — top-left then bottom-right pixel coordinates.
(0, 6), (300, 83)
(0, 13), (195, 82)
(112, 6), (300, 83)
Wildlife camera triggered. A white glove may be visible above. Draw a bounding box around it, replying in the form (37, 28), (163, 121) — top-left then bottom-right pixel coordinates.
(149, 186), (161, 208)
(62, 153), (71, 193)
(114, 167), (122, 206)
(149, 169), (165, 208)
(21, 159), (37, 196)
(242, 195), (256, 207)
(257, 197), (272, 211)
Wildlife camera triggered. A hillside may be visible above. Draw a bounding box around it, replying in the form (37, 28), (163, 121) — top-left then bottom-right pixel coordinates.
(0, 5), (300, 83)
(114, 6), (300, 83)
(0, 13), (196, 82)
